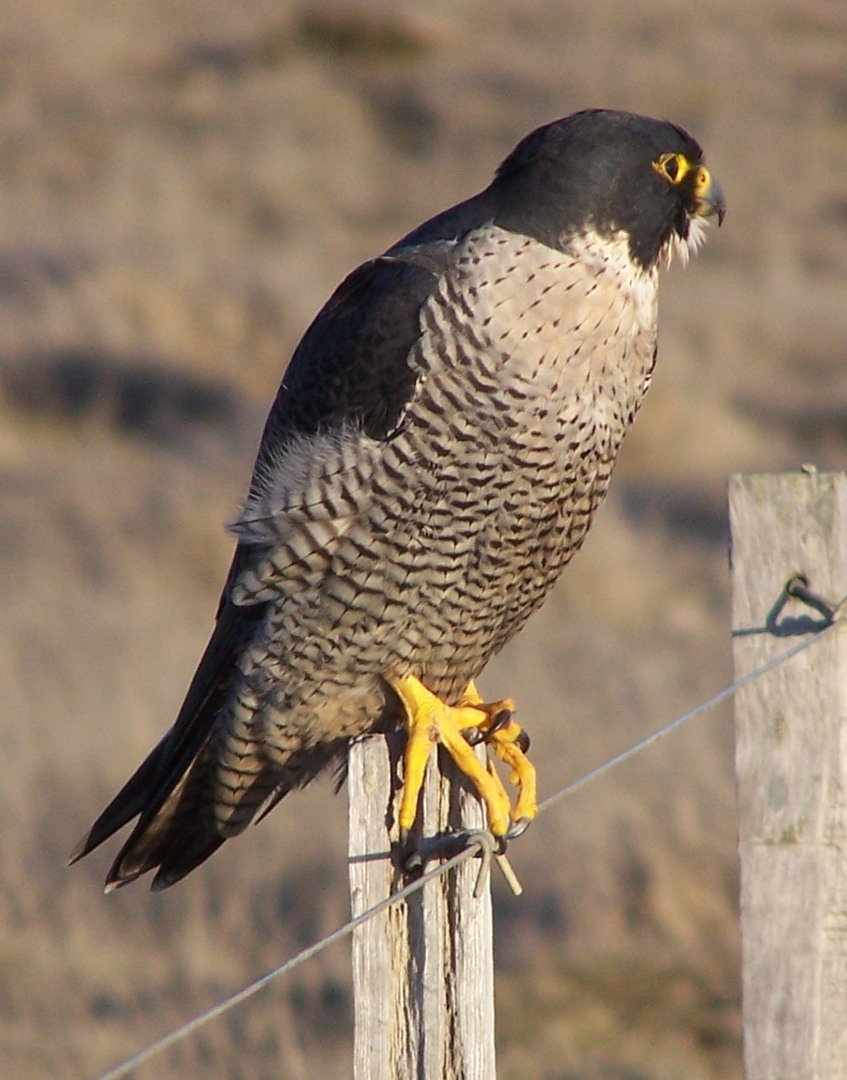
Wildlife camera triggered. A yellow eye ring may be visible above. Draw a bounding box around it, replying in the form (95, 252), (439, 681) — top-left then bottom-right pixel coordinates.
(653, 152), (692, 186)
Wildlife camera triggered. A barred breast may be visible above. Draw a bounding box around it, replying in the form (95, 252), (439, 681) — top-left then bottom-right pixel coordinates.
(212, 226), (658, 830)
(373, 226), (658, 691)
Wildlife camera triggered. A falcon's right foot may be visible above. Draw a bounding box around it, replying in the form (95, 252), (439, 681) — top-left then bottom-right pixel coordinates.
(388, 675), (537, 841)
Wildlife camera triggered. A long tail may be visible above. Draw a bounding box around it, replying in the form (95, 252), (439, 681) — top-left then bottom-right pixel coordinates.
(70, 549), (277, 891)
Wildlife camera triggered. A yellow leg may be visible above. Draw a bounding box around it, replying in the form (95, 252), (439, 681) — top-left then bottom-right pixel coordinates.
(390, 674), (537, 838)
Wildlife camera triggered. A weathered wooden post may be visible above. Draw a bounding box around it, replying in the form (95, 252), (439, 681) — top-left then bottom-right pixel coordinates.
(348, 733), (496, 1079)
(730, 471), (847, 1078)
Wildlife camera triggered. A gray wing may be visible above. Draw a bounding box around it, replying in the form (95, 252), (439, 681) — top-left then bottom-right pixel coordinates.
(70, 228), (482, 890)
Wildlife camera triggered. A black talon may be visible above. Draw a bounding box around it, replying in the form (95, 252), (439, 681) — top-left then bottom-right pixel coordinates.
(397, 827), (424, 876)
(515, 728), (530, 753)
(506, 816), (531, 840)
(462, 706), (516, 746)
(403, 848), (424, 876)
(463, 708), (515, 746)
(484, 707), (514, 741)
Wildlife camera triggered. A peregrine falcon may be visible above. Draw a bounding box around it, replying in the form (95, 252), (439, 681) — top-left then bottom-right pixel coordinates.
(71, 109), (724, 891)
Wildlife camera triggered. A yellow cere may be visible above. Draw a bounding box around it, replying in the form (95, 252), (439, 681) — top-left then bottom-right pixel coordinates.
(692, 165), (713, 197)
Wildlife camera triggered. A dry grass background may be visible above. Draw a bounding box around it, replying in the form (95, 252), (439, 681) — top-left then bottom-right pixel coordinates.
(4, 1), (847, 1077)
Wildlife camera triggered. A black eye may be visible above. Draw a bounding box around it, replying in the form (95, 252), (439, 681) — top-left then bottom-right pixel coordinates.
(652, 153), (688, 186)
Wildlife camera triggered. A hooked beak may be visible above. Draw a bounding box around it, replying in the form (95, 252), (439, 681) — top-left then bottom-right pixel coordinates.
(692, 165), (725, 226)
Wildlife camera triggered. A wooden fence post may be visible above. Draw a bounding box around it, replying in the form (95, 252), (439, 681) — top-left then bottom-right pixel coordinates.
(348, 733), (496, 1079)
(729, 471), (847, 1078)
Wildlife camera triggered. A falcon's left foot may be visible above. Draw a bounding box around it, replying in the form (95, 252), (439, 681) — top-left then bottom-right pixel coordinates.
(389, 675), (537, 840)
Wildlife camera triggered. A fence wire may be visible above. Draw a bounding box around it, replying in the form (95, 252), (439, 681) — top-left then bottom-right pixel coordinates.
(90, 612), (841, 1080)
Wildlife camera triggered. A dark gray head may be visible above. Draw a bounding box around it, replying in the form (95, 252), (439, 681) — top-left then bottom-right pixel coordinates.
(490, 109), (724, 270)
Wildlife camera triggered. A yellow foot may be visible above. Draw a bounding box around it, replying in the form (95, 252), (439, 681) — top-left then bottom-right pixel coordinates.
(463, 680), (537, 827)
(389, 675), (538, 839)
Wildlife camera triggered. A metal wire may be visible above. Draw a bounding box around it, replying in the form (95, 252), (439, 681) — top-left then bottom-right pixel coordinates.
(537, 619), (836, 817)
(91, 846), (479, 1080)
(89, 613), (841, 1080)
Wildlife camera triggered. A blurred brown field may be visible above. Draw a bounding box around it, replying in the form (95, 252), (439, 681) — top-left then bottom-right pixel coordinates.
(4, 2), (847, 1077)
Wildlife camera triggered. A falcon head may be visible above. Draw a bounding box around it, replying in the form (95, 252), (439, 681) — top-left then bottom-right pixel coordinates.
(491, 109), (725, 271)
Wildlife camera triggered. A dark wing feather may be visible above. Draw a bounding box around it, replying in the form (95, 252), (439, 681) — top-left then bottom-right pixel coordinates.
(254, 244), (459, 470)
(72, 206), (489, 889)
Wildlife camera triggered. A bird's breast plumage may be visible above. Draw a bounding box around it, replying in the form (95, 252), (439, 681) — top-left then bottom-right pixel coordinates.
(232, 226), (659, 731)
(372, 226), (658, 689)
